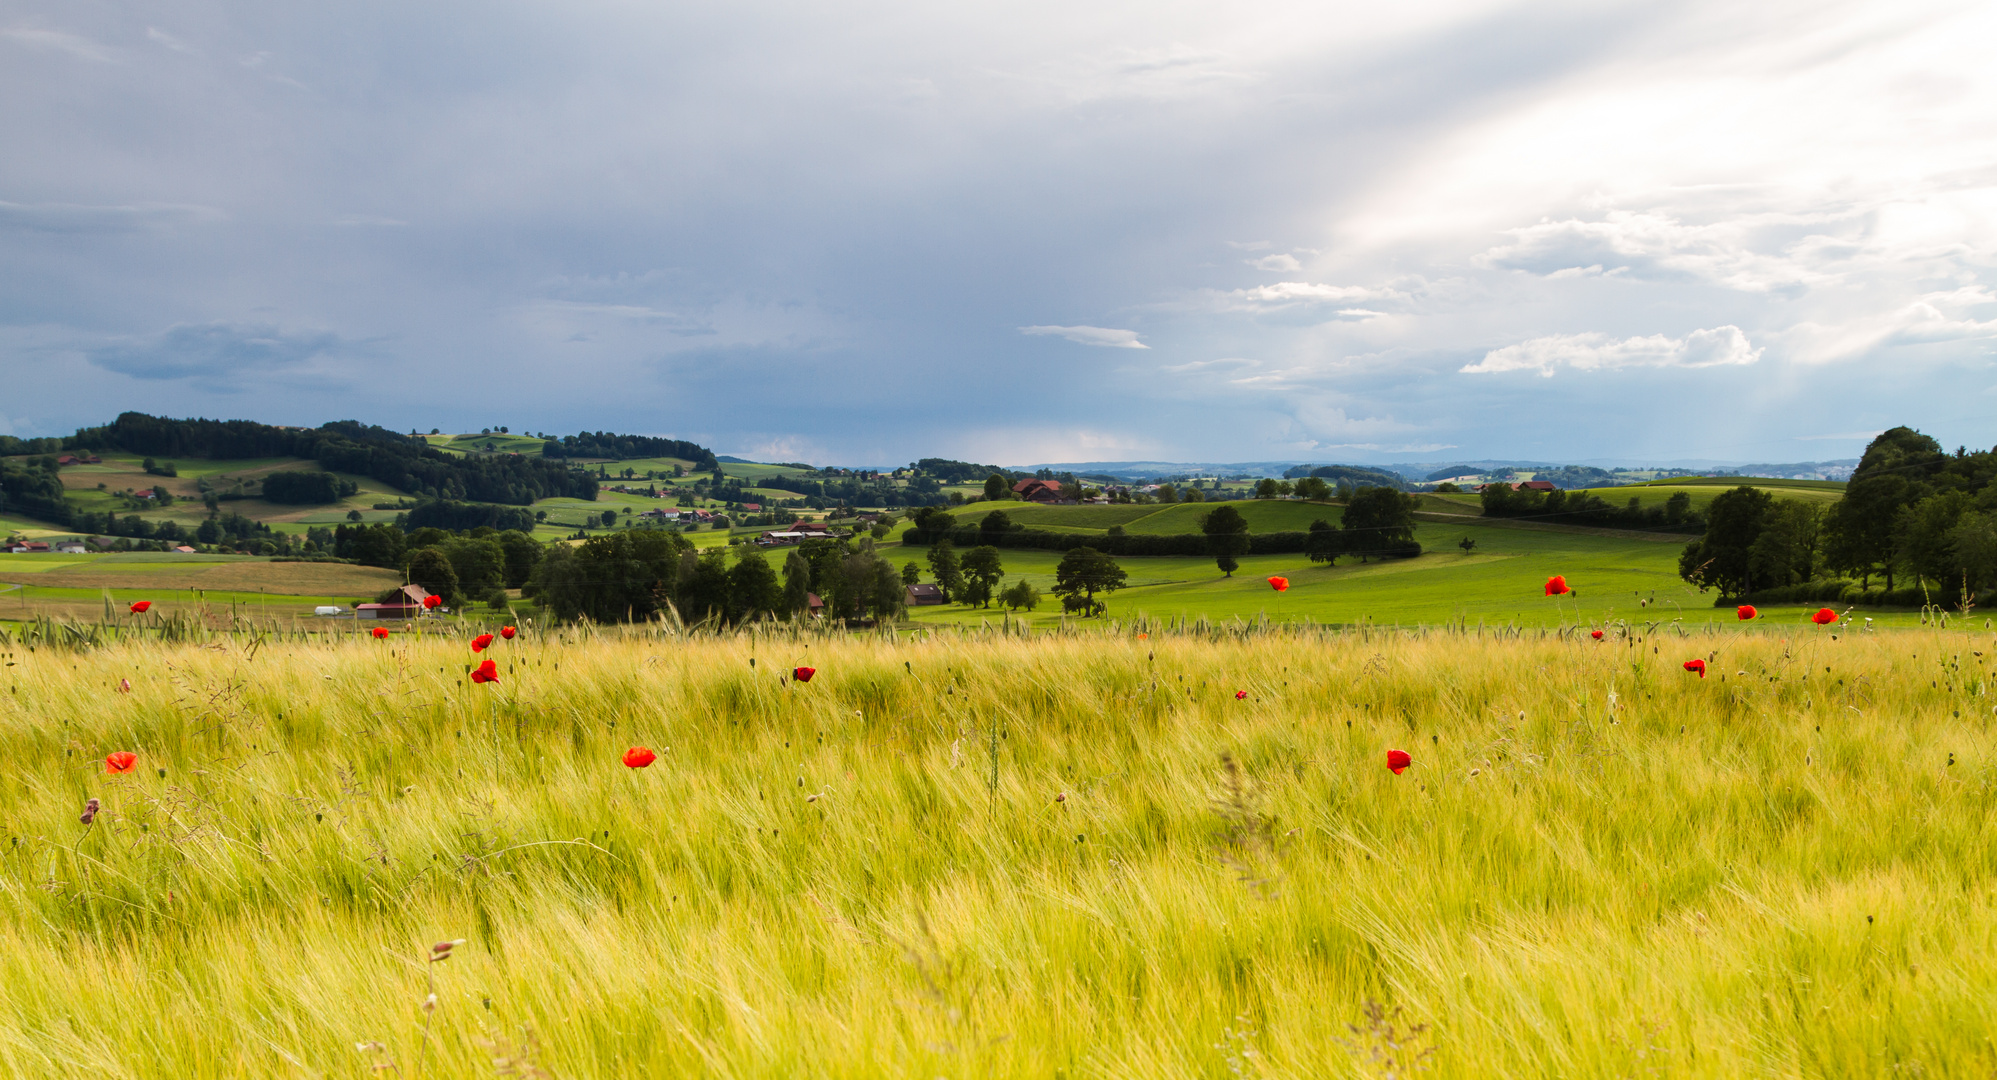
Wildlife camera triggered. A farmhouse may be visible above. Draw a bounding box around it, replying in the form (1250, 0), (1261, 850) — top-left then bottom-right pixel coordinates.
(905, 583), (946, 606)
(1518, 480), (1556, 491)
(3, 541), (51, 553)
(1012, 478), (1067, 503)
(54, 542), (88, 554)
(356, 603), (419, 620)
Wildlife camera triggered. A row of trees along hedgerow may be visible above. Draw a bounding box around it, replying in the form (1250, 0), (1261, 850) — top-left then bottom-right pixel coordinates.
(900, 494), (1422, 570)
(1678, 426), (1997, 607)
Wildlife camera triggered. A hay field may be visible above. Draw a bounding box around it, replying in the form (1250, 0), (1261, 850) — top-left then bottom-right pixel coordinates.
(1, 624), (1993, 1077)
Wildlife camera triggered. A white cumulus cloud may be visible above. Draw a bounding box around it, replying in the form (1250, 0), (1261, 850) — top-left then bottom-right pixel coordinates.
(1462, 325), (1761, 377)
(1019, 325), (1148, 349)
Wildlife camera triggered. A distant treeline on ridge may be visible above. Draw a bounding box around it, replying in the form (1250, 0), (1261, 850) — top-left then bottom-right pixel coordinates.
(542, 432), (718, 470)
(65, 412), (600, 507)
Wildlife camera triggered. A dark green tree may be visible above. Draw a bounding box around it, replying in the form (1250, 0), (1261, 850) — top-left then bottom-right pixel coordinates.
(437, 536), (506, 595)
(1052, 546), (1126, 616)
(1200, 505), (1250, 576)
(984, 473), (1008, 501)
(1677, 486), (1774, 598)
(674, 548), (733, 624)
(1305, 518), (1343, 565)
(529, 529), (690, 623)
(727, 551), (784, 622)
(980, 509), (1013, 535)
(1746, 500), (1821, 591)
(961, 545), (1005, 607)
(1457, 536), (1476, 555)
(494, 529), (543, 588)
(901, 561), (921, 586)
(406, 547), (462, 607)
(1895, 490), (1974, 594)
(1340, 486), (1419, 560)
(1824, 427), (1945, 589)
(927, 538), (964, 600)
(782, 548), (814, 615)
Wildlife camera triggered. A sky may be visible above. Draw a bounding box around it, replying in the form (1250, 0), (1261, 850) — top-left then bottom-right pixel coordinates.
(2, 0), (1993, 468)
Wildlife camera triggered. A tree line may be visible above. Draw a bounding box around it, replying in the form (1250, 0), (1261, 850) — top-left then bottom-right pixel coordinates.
(1481, 483), (1706, 533)
(65, 413), (599, 507)
(541, 431), (719, 470)
(1678, 426), (1997, 606)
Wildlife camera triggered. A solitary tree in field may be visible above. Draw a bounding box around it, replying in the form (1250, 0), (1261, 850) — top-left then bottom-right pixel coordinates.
(960, 545), (1005, 607)
(1340, 487), (1419, 562)
(1458, 536), (1476, 555)
(1052, 547), (1126, 616)
(1201, 505), (1251, 577)
(1306, 518), (1343, 565)
(926, 538), (964, 601)
(984, 473), (1008, 501)
(901, 561), (921, 586)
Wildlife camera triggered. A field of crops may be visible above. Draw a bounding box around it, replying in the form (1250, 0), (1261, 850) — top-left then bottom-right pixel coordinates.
(1, 624), (1991, 1077)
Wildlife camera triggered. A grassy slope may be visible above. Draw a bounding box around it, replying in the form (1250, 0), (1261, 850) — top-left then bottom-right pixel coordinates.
(891, 501), (1937, 629)
(0, 630), (1990, 1077)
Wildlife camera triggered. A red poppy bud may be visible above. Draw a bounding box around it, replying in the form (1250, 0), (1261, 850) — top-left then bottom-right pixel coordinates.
(1683, 659), (1706, 678)
(1386, 749), (1412, 775)
(793, 666), (815, 683)
(1811, 608), (1837, 626)
(1737, 605), (1758, 620)
(500, 626), (516, 639)
(471, 634), (494, 652)
(129, 601), (151, 614)
(469, 659), (499, 684)
(105, 751), (138, 774)
(622, 746), (657, 769)
(1544, 576), (1569, 596)
(1267, 576), (1288, 592)
(1590, 630), (1604, 640)
(1235, 690), (1247, 700)
(372, 627), (389, 639)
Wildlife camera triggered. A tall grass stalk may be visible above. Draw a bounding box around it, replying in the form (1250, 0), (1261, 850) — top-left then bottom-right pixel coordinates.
(0, 624), (1993, 1076)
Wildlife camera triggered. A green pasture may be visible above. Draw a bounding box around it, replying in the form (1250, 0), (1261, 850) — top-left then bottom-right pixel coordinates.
(1628, 474), (1846, 491)
(1573, 480), (1845, 511)
(954, 499), (1343, 534)
(891, 510), (1949, 631)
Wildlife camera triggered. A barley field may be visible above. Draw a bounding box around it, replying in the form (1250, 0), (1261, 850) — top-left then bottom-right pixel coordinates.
(2, 620), (1993, 1077)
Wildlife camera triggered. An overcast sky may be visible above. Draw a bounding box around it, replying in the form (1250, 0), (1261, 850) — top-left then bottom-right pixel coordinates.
(3, 0), (1993, 466)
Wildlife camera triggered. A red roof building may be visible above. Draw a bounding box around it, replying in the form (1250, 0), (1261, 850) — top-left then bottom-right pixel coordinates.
(1012, 478), (1065, 503)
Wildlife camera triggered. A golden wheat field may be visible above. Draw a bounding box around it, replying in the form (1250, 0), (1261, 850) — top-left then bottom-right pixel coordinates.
(1, 619), (1994, 1078)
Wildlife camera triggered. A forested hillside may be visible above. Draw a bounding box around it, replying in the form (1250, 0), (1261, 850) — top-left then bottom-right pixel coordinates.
(67, 413), (598, 506)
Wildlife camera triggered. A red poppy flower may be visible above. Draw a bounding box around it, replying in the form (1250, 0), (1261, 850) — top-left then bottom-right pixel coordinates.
(470, 659), (499, 684)
(1811, 608), (1837, 626)
(1544, 576), (1569, 596)
(1235, 690), (1247, 700)
(1591, 630), (1604, 640)
(1267, 576), (1289, 592)
(793, 666), (815, 683)
(105, 751), (137, 774)
(471, 634), (494, 652)
(500, 626), (516, 639)
(129, 601), (151, 614)
(1386, 749), (1412, 775)
(423, 594), (442, 610)
(1683, 659), (1706, 678)
(1737, 605), (1758, 620)
(622, 746), (657, 769)
(372, 627), (389, 639)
